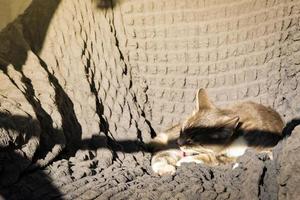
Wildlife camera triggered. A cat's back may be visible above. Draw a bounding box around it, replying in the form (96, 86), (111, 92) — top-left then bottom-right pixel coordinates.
(228, 101), (284, 135)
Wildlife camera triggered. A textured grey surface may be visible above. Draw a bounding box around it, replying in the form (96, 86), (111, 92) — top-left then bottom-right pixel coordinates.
(0, 0), (300, 199)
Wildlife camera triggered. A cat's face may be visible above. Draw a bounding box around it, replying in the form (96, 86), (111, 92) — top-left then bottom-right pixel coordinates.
(178, 89), (239, 154)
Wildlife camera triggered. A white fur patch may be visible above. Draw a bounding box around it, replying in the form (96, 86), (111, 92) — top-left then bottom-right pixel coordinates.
(268, 153), (273, 160)
(232, 163), (239, 169)
(152, 161), (176, 176)
(156, 133), (168, 144)
(224, 137), (248, 158)
(176, 156), (203, 166)
(152, 160), (166, 173)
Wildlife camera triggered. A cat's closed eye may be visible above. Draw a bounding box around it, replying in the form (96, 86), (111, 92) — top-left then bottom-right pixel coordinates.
(209, 128), (233, 140)
(177, 137), (193, 145)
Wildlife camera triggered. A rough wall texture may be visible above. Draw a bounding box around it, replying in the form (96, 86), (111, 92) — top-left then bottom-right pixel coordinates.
(0, 0), (299, 199)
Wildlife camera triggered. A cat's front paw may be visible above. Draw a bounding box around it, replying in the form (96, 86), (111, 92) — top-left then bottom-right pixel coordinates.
(158, 165), (176, 176)
(152, 162), (176, 176)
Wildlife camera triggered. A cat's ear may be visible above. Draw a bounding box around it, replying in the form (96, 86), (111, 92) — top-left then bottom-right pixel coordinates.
(222, 116), (240, 129)
(196, 88), (215, 110)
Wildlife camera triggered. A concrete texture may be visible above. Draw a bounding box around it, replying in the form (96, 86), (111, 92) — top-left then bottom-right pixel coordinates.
(0, 0), (299, 199)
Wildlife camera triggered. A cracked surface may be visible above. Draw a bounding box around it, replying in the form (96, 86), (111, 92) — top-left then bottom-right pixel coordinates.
(0, 0), (300, 199)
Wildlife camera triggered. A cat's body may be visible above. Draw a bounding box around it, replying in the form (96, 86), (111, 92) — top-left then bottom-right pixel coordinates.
(150, 89), (284, 176)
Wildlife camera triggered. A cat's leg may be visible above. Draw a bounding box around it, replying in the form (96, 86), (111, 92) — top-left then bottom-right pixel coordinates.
(151, 150), (182, 176)
(216, 154), (238, 169)
(152, 159), (176, 176)
(216, 154), (237, 164)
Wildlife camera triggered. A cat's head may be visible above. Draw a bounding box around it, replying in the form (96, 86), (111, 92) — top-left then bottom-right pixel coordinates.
(178, 89), (239, 154)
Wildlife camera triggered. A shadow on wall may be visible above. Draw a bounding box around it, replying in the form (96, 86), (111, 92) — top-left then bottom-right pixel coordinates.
(0, 0), (119, 72)
(0, 113), (63, 198)
(0, 1), (64, 198)
(0, 0), (61, 71)
(0, 0), (32, 31)
(0, 0), (129, 173)
(0, 0), (125, 150)
(0, 152), (64, 200)
(0, 113), (144, 198)
(0, 0), (143, 193)
(95, 0), (117, 9)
